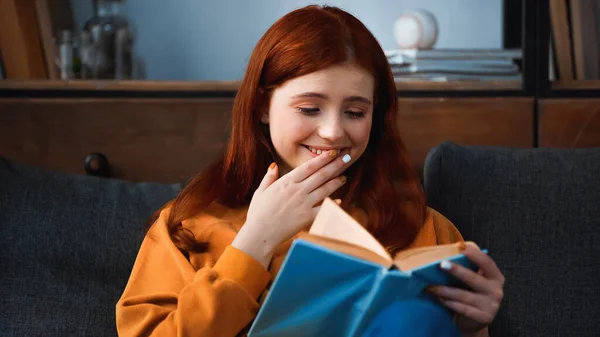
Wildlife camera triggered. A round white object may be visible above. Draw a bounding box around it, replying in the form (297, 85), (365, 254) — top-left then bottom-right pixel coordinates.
(393, 9), (438, 49)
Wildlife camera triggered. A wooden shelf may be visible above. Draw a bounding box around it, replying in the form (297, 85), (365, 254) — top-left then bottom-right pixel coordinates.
(551, 80), (600, 90)
(394, 80), (521, 91)
(0, 80), (241, 92)
(0, 96), (534, 182)
(0, 79), (522, 93)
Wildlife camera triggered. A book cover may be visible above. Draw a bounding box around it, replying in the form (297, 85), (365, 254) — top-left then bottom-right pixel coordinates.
(247, 199), (485, 337)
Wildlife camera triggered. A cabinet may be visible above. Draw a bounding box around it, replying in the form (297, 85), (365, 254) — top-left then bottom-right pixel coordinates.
(535, 0), (600, 148)
(0, 90), (535, 183)
(2, 1), (599, 182)
(539, 99), (600, 148)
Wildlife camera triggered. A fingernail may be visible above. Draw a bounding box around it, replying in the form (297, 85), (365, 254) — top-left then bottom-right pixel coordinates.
(268, 162), (277, 171)
(340, 176), (347, 184)
(328, 149), (338, 157)
(440, 260), (452, 271)
(334, 199), (342, 205)
(342, 154), (351, 163)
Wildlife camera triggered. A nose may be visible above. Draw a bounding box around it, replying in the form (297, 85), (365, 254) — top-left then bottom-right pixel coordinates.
(317, 114), (345, 142)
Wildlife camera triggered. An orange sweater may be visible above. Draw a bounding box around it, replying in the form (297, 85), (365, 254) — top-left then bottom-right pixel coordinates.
(116, 203), (463, 337)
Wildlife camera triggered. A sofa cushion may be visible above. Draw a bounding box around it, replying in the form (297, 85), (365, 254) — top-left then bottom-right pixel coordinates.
(423, 142), (600, 337)
(0, 157), (181, 336)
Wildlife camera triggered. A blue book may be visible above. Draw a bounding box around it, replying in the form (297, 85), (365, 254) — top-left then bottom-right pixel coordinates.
(247, 198), (484, 337)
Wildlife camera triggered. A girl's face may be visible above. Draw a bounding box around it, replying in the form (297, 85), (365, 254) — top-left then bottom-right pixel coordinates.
(263, 64), (374, 175)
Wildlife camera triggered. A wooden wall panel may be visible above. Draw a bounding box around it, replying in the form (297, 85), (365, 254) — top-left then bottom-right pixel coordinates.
(0, 98), (233, 183)
(397, 97), (535, 172)
(0, 0), (47, 79)
(539, 98), (600, 147)
(0, 97), (534, 183)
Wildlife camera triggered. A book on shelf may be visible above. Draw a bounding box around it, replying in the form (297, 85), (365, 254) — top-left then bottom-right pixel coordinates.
(385, 48), (522, 61)
(393, 73), (522, 82)
(390, 63), (519, 75)
(390, 58), (519, 69)
(247, 198), (485, 337)
(385, 48), (522, 82)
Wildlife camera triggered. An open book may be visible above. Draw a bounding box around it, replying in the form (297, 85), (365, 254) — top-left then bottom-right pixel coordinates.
(248, 198), (484, 337)
(306, 198), (479, 271)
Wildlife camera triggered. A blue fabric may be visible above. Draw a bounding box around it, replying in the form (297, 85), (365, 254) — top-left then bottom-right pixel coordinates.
(361, 299), (461, 337)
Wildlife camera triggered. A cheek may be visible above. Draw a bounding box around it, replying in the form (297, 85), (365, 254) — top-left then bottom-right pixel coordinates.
(271, 118), (310, 144)
(350, 121), (372, 148)
(269, 113), (312, 147)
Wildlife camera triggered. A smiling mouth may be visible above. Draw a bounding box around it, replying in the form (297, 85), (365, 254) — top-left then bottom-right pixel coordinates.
(303, 145), (347, 156)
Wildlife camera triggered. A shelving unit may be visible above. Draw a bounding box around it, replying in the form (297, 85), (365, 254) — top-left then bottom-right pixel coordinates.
(0, 78), (523, 96)
(531, 0), (600, 149)
(0, 0), (534, 99)
(0, 0), (598, 183)
(4, 0), (595, 99)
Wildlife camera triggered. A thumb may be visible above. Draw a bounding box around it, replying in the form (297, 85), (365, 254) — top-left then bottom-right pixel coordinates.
(257, 162), (279, 191)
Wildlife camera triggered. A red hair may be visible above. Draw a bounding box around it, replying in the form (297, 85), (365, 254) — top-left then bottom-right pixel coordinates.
(147, 5), (426, 255)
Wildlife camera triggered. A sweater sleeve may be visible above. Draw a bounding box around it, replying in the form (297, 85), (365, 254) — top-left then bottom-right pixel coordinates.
(116, 209), (272, 337)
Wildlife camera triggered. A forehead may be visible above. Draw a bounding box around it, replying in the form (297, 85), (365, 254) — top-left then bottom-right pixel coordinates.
(276, 64), (374, 99)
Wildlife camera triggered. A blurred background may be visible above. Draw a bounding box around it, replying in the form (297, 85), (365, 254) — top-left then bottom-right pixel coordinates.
(66, 0), (505, 81)
(0, 0), (599, 183)
(2, 0), (599, 87)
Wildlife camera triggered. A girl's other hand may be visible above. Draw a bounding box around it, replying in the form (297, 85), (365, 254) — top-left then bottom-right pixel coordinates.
(427, 245), (505, 336)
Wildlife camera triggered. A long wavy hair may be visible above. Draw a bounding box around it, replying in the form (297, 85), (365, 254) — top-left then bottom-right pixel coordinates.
(146, 5), (426, 256)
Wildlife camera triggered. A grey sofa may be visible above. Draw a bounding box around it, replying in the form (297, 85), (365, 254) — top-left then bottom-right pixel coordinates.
(1, 142), (599, 336)
(424, 142), (600, 336)
(0, 157), (181, 336)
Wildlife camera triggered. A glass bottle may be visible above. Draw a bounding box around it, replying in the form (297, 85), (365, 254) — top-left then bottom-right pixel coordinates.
(78, 31), (95, 79)
(59, 30), (74, 80)
(83, 0), (134, 79)
(115, 28), (132, 79)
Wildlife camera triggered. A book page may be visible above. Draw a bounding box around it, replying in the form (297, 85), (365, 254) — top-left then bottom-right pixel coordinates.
(309, 198), (391, 263)
(393, 241), (478, 271)
(298, 233), (393, 268)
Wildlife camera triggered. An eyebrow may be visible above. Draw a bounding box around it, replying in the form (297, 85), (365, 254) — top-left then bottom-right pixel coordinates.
(291, 92), (372, 105)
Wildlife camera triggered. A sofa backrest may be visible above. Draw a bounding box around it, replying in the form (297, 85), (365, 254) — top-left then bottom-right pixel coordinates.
(0, 157), (181, 336)
(423, 142), (600, 337)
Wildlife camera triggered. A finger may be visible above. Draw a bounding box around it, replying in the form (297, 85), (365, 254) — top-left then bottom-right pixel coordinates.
(307, 175), (347, 206)
(301, 154), (351, 193)
(287, 150), (340, 183)
(427, 286), (488, 309)
(257, 162), (279, 192)
(439, 299), (494, 325)
(463, 245), (505, 285)
(440, 261), (492, 295)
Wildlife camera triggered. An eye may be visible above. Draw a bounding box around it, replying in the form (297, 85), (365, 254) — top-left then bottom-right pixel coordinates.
(345, 110), (365, 119)
(297, 107), (320, 116)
